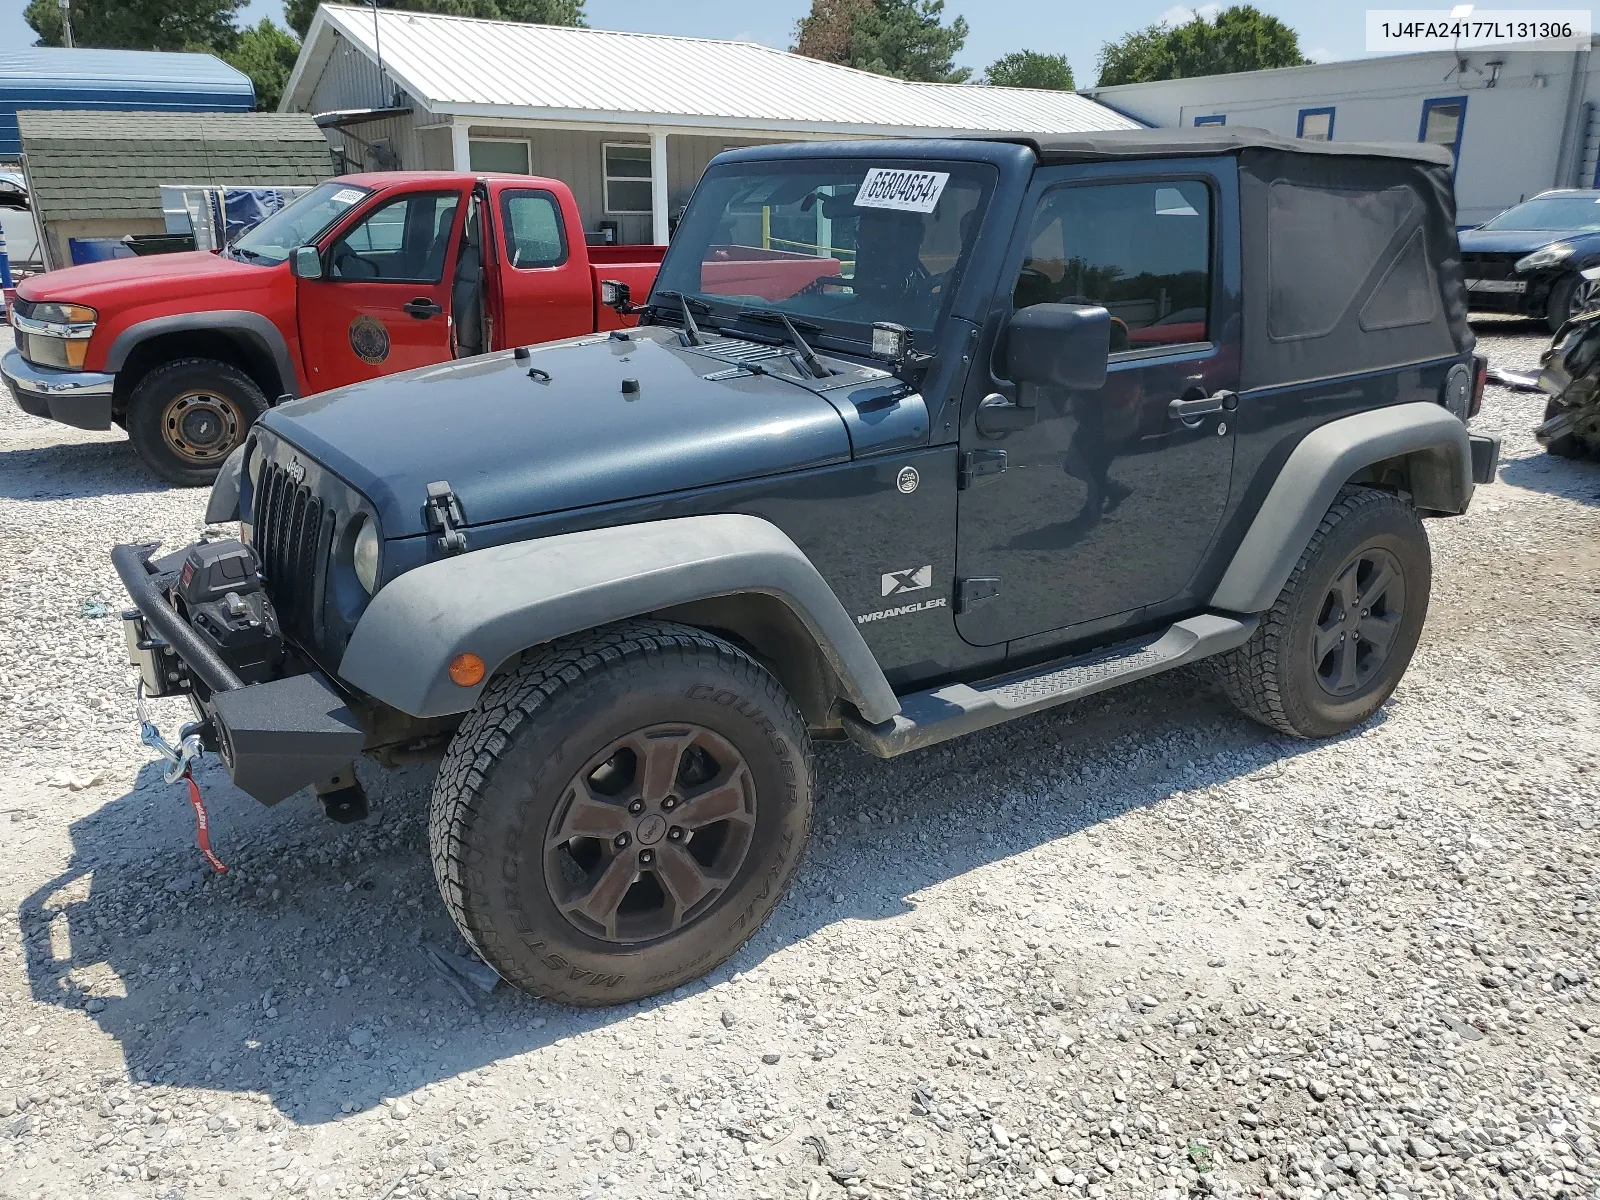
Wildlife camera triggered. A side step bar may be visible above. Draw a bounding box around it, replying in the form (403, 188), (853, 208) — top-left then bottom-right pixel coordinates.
(844, 613), (1257, 758)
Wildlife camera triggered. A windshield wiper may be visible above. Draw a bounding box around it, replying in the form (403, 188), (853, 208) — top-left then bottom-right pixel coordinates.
(735, 308), (830, 379)
(229, 245), (266, 262)
(652, 289), (708, 346)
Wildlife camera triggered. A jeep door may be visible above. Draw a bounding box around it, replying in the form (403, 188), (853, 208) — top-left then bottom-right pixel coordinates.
(296, 185), (467, 392)
(954, 158), (1241, 648)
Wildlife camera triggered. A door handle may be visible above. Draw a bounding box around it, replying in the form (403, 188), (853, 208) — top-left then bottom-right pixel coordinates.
(1168, 389), (1237, 422)
(402, 298), (442, 319)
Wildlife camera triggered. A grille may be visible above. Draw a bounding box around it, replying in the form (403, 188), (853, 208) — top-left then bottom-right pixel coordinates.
(252, 459), (331, 644)
(1460, 254), (1516, 281)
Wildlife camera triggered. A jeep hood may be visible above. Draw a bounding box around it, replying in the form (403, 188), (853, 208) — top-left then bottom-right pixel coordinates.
(16, 249), (279, 308)
(258, 328), (863, 537)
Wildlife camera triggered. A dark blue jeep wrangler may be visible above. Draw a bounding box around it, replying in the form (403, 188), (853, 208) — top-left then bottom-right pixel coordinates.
(115, 129), (1499, 1005)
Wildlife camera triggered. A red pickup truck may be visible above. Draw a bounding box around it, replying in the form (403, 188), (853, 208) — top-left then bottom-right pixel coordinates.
(2, 172), (662, 484)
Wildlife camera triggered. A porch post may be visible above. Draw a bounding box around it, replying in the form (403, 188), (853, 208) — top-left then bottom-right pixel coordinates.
(650, 129), (669, 245)
(451, 121), (472, 172)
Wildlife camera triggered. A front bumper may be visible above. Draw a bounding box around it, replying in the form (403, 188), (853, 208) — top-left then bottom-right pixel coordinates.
(1, 347), (116, 429)
(112, 542), (365, 805)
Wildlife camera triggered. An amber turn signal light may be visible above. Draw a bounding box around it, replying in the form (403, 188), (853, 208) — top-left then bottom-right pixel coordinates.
(448, 653), (486, 687)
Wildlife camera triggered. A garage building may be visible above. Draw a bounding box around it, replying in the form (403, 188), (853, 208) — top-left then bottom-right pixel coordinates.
(281, 4), (1140, 245)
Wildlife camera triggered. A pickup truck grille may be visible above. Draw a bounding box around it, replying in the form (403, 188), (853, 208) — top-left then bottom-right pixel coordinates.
(253, 459), (332, 645)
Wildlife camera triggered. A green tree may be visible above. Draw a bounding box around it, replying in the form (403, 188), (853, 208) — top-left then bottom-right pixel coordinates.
(224, 18), (302, 111)
(25, 0), (243, 50)
(1095, 4), (1308, 86)
(983, 50), (1074, 90)
(285, 0), (585, 39)
(795, 0), (971, 84)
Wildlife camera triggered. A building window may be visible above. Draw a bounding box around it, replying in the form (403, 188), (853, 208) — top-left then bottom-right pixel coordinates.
(1193, 114), (1225, 126)
(604, 143), (653, 214)
(1419, 96), (1466, 166)
(468, 138), (531, 175)
(1297, 107), (1334, 141)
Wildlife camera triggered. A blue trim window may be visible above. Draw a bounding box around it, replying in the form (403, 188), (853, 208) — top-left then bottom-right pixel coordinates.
(1419, 96), (1467, 168)
(1297, 106), (1335, 141)
(1194, 114), (1226, 126)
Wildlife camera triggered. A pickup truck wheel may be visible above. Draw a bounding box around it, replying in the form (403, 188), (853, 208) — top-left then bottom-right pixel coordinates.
(1215, 486), (1431, 739)
(126, 358), (269, 487)
(429, 620), (814, 1006)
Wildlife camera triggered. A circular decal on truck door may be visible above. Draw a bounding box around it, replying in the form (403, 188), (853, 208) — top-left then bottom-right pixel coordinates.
(349, 315), (391, 365)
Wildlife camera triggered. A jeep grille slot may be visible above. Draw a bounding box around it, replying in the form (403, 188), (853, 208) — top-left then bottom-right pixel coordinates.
(254, 459), (329, 645)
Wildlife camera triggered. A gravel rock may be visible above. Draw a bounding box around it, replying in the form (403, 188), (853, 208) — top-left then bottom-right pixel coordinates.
(0, 320), (1597, 1199)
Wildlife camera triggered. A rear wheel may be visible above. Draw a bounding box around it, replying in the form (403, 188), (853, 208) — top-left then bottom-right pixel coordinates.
(429, 620), (814, 1006)
(1216, 486), (1431, 739)
(126, 358), (269, 487)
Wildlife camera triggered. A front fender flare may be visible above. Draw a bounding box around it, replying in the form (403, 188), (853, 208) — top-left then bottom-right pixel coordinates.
(338, 514), (901, 724)
(1211, 401), (1472, 614)
(104, 311), (299, 398)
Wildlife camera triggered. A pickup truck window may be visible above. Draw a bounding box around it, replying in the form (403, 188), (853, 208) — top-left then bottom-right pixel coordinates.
(330, 192), (461, 284)
(500, 189), (568, 269)
(655, 159), (994, 345)
(1013, 179), (1212, 353)
(230, 180), (371, 265)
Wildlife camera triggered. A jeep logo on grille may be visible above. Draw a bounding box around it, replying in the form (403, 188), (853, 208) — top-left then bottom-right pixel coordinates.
(287, 457), (306, 485)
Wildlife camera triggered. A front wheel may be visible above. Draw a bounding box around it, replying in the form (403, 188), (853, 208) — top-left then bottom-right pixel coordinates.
(126, 358), (269, 487)
(1216, 486), (1431, 739)
(429, 621), (814, 1006)
(1548, 271), (1600, 334)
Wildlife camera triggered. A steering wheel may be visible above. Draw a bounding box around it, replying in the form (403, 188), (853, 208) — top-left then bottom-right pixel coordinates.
(331, 243), (379, 280)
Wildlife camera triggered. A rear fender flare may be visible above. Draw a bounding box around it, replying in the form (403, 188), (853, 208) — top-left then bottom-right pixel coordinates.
(338, 514), (901, 724)
(1211, 401), (1471, 614)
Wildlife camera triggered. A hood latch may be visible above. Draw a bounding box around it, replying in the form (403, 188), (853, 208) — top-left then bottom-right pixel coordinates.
(425, 481), (468, 555)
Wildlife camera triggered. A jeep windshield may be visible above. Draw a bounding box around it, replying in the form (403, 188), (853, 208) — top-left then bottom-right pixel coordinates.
(651, 159), (995, 353)
(228, 180), (373, 264)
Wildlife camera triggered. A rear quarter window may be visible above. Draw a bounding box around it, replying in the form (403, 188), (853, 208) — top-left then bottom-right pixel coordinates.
(500, 190), (568, 269)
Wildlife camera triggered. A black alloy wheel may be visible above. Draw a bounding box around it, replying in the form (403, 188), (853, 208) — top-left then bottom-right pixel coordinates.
(1311, 547), (1406, 698)
(544, 723), (757, 943)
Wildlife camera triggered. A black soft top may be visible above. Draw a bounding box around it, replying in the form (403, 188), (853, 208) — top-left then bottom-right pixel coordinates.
(979, 126), (1455, 168)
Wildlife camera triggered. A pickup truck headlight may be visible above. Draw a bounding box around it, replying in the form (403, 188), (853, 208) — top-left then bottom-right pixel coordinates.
(352, 517), (381, 595)
(11, 301), (97, 370)
(1515, 242), (1574, 272)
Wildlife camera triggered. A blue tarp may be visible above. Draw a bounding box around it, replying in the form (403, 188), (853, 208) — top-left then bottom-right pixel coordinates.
(0, 48), (254, 158)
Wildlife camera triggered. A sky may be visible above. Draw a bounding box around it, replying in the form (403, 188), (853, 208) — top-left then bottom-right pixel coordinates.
(0, 0), (1579, 85)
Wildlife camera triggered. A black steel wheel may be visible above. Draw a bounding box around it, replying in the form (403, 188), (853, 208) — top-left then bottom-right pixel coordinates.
(1216, 486), (1431, 738)
(126, 357), (269, 487)
(430, 620), (813, 1006)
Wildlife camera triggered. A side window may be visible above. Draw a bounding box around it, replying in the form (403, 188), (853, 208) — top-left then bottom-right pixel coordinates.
(499, 189), (568, 269)
(1012, 179), (1212, 353)
(329, 192), (461, 283)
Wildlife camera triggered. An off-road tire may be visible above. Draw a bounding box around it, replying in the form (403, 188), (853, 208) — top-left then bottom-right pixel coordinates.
(1542, 396), (1591, 460)
(1215, 486), (1431, 739)
(429, 620), (814, 1006)
(126, 357), (269, 487)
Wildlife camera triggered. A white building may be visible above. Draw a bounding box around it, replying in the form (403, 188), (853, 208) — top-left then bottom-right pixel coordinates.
(1085, 44), (1598, 225)
(282, 4), (1139, 245)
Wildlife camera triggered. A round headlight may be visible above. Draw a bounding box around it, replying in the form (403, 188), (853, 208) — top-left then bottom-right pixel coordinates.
(353, 518), (381, 595)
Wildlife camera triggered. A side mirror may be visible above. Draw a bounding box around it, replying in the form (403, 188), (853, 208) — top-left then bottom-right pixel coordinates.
(290, 245), (324, 280)
(1006, 303), (1111, 392)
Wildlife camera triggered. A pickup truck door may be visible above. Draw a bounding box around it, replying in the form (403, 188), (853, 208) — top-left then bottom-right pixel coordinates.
(296, 184), (467, 392)
(486, 181), (596, 348)
(954, 159), (1241, 648)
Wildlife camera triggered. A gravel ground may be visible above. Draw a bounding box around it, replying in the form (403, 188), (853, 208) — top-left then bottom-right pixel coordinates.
(0, 318), (1596, 1200)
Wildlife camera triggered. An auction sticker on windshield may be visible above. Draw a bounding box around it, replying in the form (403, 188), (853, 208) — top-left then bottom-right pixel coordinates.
(331, 188), (366, 205)
(856, 168), (949, 214)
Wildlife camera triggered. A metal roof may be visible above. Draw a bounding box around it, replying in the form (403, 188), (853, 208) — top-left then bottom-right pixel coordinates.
(0, 48), (254, 158)
(285, 4), (1140, 137)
